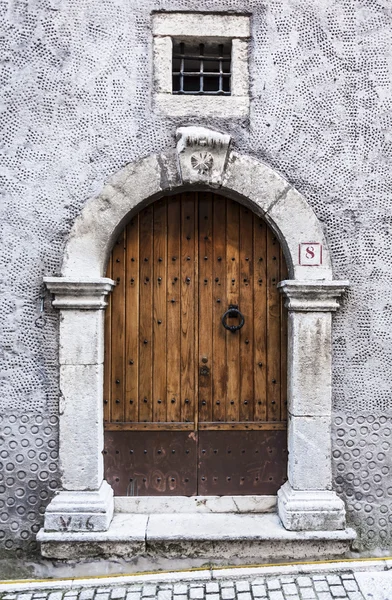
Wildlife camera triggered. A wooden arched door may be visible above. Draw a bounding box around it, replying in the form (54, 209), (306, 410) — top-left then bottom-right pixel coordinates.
(103, 192), (288, 496)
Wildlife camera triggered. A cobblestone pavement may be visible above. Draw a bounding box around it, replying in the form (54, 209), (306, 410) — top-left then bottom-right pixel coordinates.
(0, 572), (369, 600)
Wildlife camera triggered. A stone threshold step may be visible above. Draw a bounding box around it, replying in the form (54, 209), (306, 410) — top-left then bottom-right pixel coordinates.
(38, 513), (356, 561)
(114, 495), (277, 514)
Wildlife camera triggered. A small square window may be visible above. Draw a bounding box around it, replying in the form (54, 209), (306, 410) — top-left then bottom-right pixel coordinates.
(172, 40), (232, 96)
(152, 12), (250, 117)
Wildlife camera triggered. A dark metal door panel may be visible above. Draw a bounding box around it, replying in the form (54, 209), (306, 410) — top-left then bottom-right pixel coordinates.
(104, 431), (197, 496)
(197, 431), (287, 495)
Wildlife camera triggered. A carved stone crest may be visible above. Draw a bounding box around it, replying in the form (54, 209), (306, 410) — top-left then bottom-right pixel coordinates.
(176, 126), (231, 187)
(190, 151), (214, 175)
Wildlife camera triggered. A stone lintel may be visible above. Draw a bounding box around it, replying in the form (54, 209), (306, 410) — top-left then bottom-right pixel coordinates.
(278, 482), (346, 531)
(44, 277), (115, 309)
(278, 280), (349, 312)
(44, 481), (114, 533)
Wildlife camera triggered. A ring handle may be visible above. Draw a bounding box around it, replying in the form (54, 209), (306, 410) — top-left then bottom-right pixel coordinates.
(221, 305), (245, 333)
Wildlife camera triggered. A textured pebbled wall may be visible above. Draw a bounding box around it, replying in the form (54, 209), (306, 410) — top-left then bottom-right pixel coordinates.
(1, 0), (392, 557)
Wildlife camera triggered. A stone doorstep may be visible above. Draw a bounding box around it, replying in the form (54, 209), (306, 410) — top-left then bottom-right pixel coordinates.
(37, 513), (356, 560)
(114, 495), (277, 514)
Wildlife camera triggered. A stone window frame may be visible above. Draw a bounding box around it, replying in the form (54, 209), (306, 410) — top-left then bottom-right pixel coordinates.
(152, 13), (250, 117)
(40, 126), (351, 545)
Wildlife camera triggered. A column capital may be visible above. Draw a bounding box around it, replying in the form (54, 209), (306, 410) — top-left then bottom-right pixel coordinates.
(278, 280), (350, 312)
(44, 277), (115, 310)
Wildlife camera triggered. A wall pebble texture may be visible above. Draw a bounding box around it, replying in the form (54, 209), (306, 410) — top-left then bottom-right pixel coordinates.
(1, 0), (392, 556)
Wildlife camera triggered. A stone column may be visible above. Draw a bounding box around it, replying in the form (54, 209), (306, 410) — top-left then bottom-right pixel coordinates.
(42, 277), (115, 532)
(277, 280), (349, 531)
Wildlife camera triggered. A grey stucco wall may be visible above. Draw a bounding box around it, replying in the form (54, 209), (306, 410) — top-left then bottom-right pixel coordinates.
(1, 0), (392, 558)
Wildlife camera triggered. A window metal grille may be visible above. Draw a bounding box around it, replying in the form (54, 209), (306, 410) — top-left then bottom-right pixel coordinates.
(172, 40), (232, 95)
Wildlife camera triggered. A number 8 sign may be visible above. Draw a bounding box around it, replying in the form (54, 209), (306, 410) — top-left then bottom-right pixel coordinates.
(299, 242), (322, 266)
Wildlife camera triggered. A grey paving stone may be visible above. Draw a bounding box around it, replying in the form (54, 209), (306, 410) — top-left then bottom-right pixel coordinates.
(342, 580), (358, 593)
(340, 575), (355, 580)
(300, 589), (317, 599)
(205, 584), (219, 594)
(268, 591), (284, 600)
(251, 578), (265, 586)
(237, 593), (251, 600)
(80, 591), (95, 600)
(235, 582), (250, 593)
(282, 583), (297, 595)
(330, 585), (348, 598)
(173, 585), (188, 596)
(347, 593), (365, 600)
(95, 594), (110, 600)
(221, 588), (235, 600)
(266, 579), (281, 591)
(206, 595), (219, 600)
(312, 576), (327, 581)
(316, 594), (334, 600)
(142, 586), (157, 597)
(173, 596), (187, 600)
(296, 576), (313, 588)
(111, 589), (127, 599)
(279, 577), (294, 584)
(219, 583), (233, 589)
(157, 591), (172, 600)
(189, 588), (204, 600)
(48, 594), (63, 600)
(251, 584), (267, 598)
(125, 593), (141, 600)
(3, 595), (17, 599)
(314, 581), (329, 592)
(326, 576), (342, 586)
(18, 595), (33, 600)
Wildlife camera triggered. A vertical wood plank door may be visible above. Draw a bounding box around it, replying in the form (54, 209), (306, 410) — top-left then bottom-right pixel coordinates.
(104, 193), (288, 496)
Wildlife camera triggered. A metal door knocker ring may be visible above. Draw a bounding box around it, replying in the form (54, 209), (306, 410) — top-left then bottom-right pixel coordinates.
(222, 304), (245, 333)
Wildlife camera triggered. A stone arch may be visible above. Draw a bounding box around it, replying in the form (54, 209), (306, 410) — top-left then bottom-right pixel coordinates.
(61, 145), (332, 282)
(40, 128), (350, 552)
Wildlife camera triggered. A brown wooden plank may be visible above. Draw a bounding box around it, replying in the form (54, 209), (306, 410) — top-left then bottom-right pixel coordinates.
(105, 422), (196, 431)
(194, 195), (199, 431)
(110, 231), (126, 423)
(153, 199), (168, 423)
(105, 421), (286, 431)
(166, 196), (181, 422)
(103, 254), (112, 425)
(280, 246), (288, 422)
(266, 227), (281, 421)
(198, 421), (287, 431)
(125, 216), (139, 422)
(198, 192), (213, 423)
(138, 206), (153, 422)
(239, 205), (254, 422)
(253, 216), (267, 421)
(212, 195), (227, 423)
(181, 192), (196, 424)
(226, 200), (240, 423)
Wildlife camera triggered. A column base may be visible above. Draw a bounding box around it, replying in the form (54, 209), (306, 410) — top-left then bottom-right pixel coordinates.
(278, 482), (346, 531)
(44, 481), (114, 532)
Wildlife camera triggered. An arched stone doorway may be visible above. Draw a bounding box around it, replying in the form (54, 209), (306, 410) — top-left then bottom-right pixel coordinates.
(41, 126), (349, 539)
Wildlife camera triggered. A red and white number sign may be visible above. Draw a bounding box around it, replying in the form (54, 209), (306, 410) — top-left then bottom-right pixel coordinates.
(299, 243), (322, 266)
